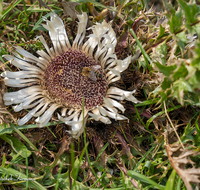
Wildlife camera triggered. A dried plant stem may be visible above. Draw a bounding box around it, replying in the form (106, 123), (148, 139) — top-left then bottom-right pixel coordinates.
(164, 101), (184, 149)
(0, 60), (12, 69)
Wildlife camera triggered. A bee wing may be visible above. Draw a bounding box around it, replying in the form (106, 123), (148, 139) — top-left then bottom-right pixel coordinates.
(91, 65), (101, 71)
(89, 71), (97, 81)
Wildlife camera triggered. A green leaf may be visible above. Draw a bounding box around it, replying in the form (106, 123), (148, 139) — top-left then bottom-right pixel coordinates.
(173, 63), (188, 80)
(168, 8), (182, 33)
(161, 78), (172, 90)
(191, 42), (200, 71)
(156, 43), (168, 65)
(155, 62), (177, 76)
(160, 91), (169, 102)
(0, 135), (31, 158)
(178, 0), (200, 28)
(176, 31), (188, 42)
(162, 1), (175, 16)
(182, 135), (195, 143)
(157, 25), (165, 39)
(173, 79), (193, 92)
(177, 39), (186, 53)
(172, 79), (193, 105)
(165, 170), (176, 190)
(187, 70), (200, 89)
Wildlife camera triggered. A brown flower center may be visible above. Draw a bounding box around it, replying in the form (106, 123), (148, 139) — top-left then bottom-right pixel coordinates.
(43, 49), (107, 110)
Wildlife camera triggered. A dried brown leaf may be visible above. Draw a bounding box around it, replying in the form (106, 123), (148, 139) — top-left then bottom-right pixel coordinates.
(38, 0), (51, 10)
(86, 2), (98, 17)
(93, 134), (107, 166)
(25, 0), (31, 5)
(0, 61), (8, 72)
(118, 29), (128, 48)
(61, 1), (79, 21)
(165, 143), (200, 190)
(95, 9), (109, 22)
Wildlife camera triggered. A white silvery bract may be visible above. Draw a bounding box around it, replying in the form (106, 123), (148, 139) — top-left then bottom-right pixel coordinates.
(2, 12), (140, 138)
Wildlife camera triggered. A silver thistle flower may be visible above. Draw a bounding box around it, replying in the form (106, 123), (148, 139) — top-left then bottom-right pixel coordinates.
(1, 13), (140, 138)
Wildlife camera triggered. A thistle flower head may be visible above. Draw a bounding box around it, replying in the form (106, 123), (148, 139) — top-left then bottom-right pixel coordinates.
(2, 12), (140, 138)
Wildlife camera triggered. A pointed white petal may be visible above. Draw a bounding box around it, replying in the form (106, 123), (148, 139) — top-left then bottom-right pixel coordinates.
(33, 102), (50, 117)
(3, 55), (42, 72)
(113, 56), (132, 73)
(1, 71), (40, 79)
(104, 58), (116, 69)
(102, 104), (118, 114)
(104, 97), (125, 113)
(106, 94), (126, 101)
(82, 36), (99, 57)
(58, 110), (81, 122)
(18, 102), (46, 125)
(72, 12), (88, 49)
(101, 53), (117, 69)
(21, 94), (44, 108)
(65, 114), (83, 138)
(13, 96), (44, 112)
(36, 104), (61, 127)
(107, 87), (140, 103)
(14, 46), (45, 69)
(68, 109), (75, 115)
(82, 18), (116, 58)
(101, 20), (117, 47)
(106, 69), (121, 84)
(65, 109), (88, 138)
(42, 13), (71, 54)
(36, 35), (55, 59)
(4, 78), (40, 87)
(97, 106), (108, 117)
(98, 106), (127, 121)
(61, 107), (68, 116)
(88, 112), (111, 124)
(36, 49), (51, 62)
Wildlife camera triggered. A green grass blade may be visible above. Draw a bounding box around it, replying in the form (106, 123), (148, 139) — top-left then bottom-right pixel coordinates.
(0, 167), (46, 190)
(165, 169), (176, 190)
(127, 171), (165, 190)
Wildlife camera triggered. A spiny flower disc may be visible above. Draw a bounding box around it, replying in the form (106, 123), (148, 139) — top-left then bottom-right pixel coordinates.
(43, 49), (107, 110)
